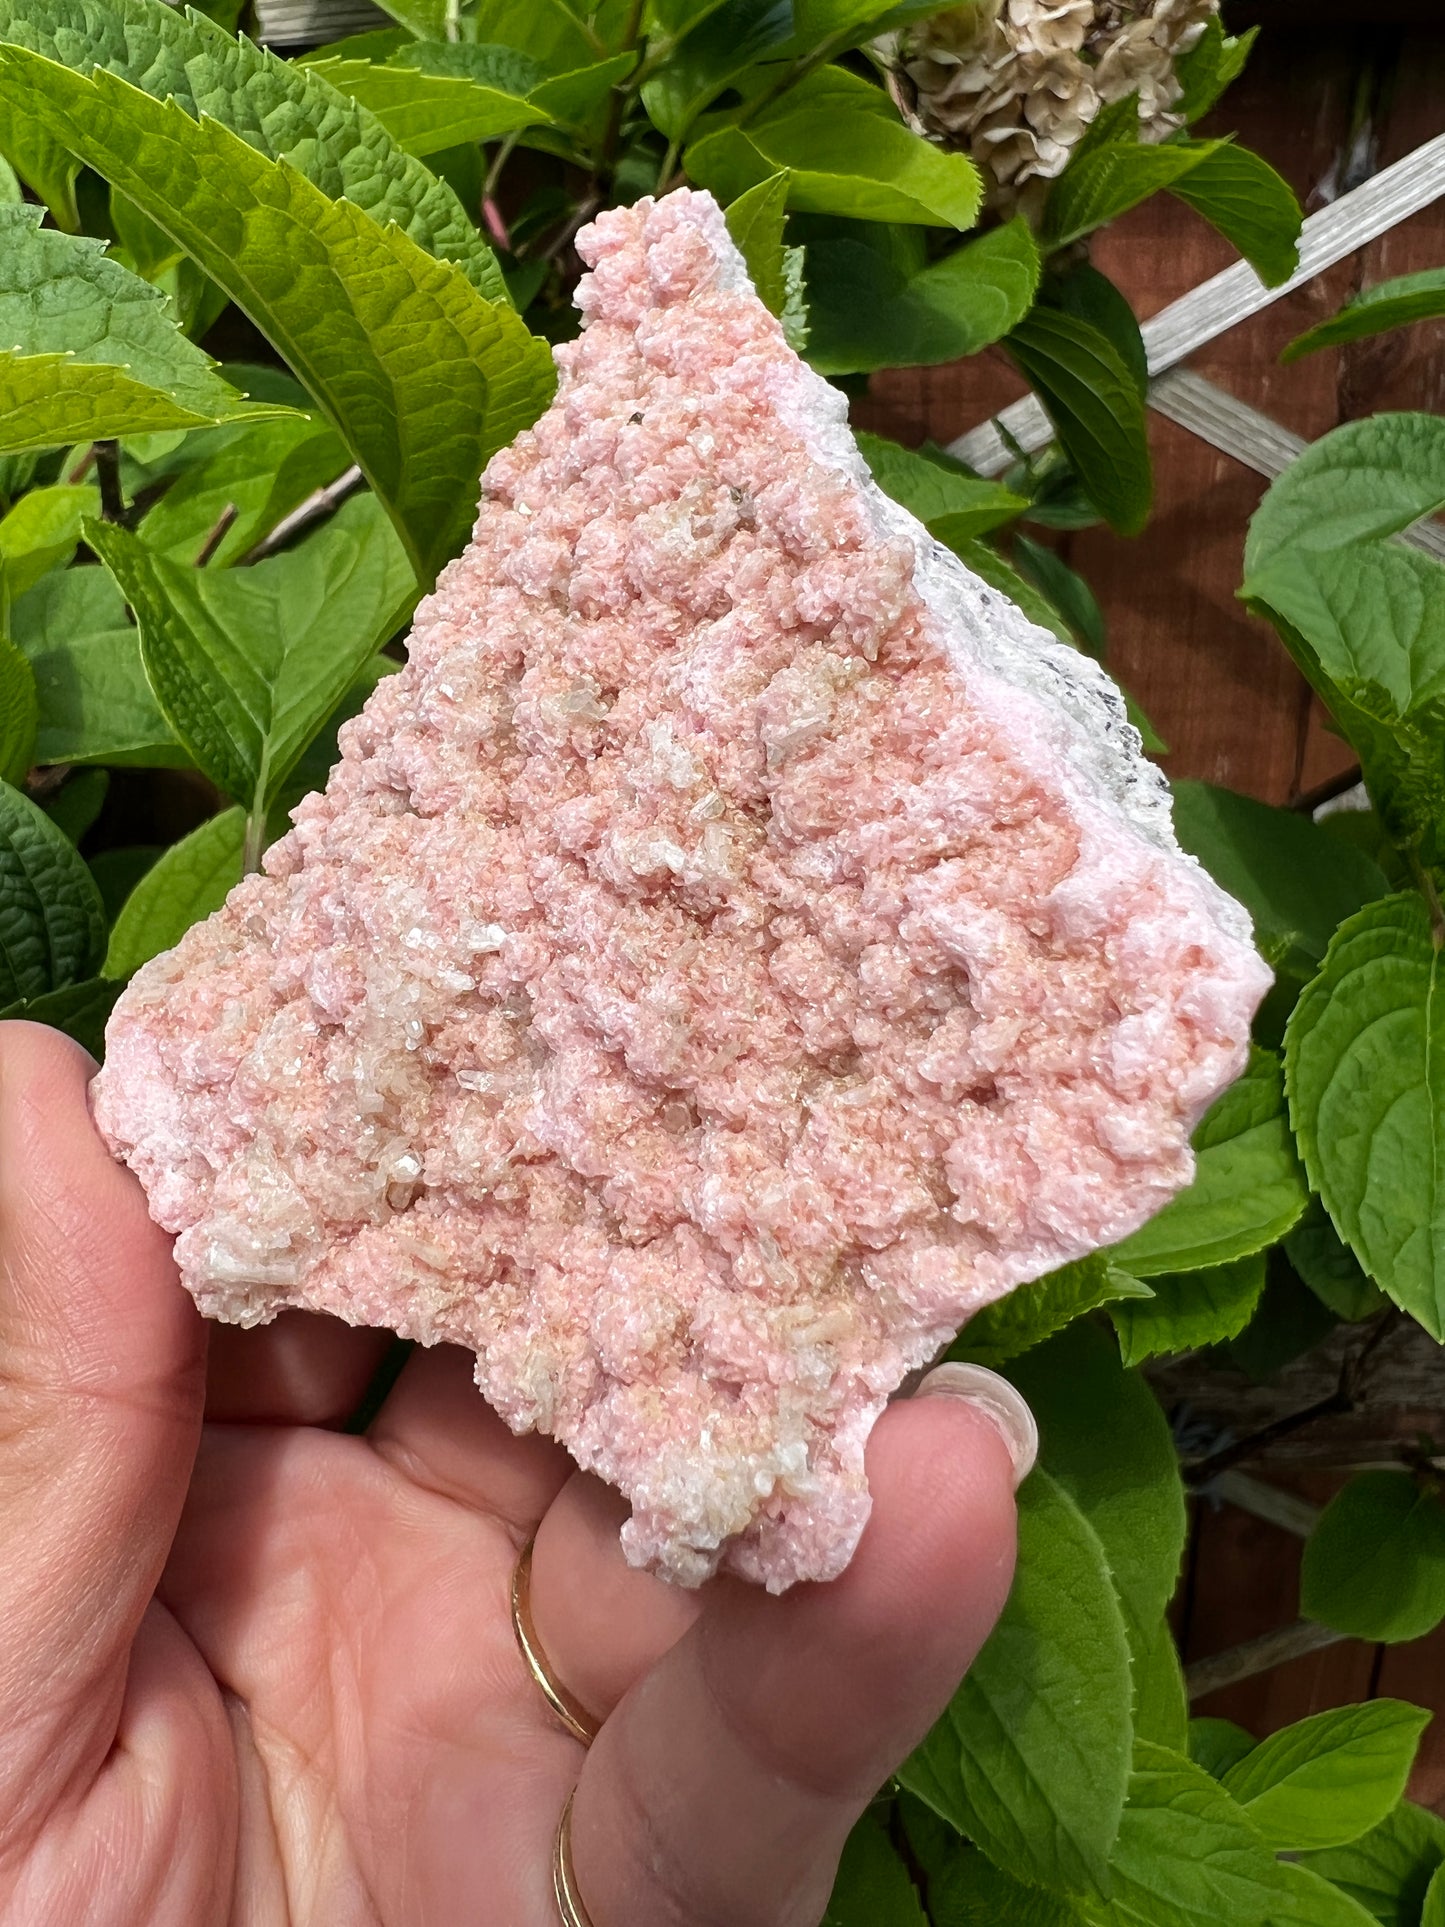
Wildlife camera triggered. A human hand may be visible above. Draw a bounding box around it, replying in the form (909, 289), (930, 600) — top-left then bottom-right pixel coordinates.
(0, 1023), (1026, 1927)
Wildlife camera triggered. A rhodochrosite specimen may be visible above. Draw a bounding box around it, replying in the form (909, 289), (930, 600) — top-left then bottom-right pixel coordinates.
(95, 188), (1267, 1590)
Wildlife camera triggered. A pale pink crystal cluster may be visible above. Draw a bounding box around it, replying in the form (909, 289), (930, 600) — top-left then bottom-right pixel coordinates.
(94, 189), (1268, 1590)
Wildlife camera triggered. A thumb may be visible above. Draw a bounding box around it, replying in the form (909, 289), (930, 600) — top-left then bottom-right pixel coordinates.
(0, 1023), (204, 1851)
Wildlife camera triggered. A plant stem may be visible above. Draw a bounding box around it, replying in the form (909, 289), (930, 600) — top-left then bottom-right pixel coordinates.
(94, 440), (124, 523)
(1185, 1620), (1347, 1701)
(482, 132), (520, 249)
(242, 809), (266, 877)
(238, 464), (365, 565)
(596, 0), (647, 181)
(195, 502), (239, 567)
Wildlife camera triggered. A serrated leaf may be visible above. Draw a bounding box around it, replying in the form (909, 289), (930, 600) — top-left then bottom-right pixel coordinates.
(928, 1846), (1087, 1925)
(1168, 144), (1301, 288)
(1285, 893), (1445, 1337)
(725, 170), (792, 315)
(804, 216), (1039, 374)
(136, 415), (351, 568)
(1111, 1048), (1308, 1277)
(4, 51), (555, 580)
(104, 804), (244, 977)
(687, 66), (982, 228)
(1222, 1701), (1431, 1853)
(951, 1256), (1152, 1370)
(1131, 1618), (1188, 1752)
(901, 1466), (1133, 1898)
(0, 776), (106, 1000)
(1110, 1252), (1267, 1365)
(0, 202), (288, 452)
(1301, 1471), (1445, 1644)
(1285, 270), (1445, 363)
(0, 483), (99, 597)
(1286, 1197), (1388, 1323)
(0, 632), (37, 784)
(306, 54), (552, 155)
(1045, 138), (1222, 251)
(1301, 1802), (1445, 1927)
(90, 493), (414, 817)
(1175, 17), (1257, 123)
(1006, 305), (1151, 536)
(0, 93), (78, 227)
(1245, 414), (1445, 572)
(1082, 1742), (1282, 1927)
(1266, 1859), (1383, 1927)
(10, 564), (182, 768)
(0, 973), (120, 1054)
(642, 0), (794, 144)
(1170, 779), (1389, 984)
(1009, 1322), (1186, 1661)
(0, 0), (505, 300)
(1188, 1717), (1256, 1782)
(822, 1807), (927, 1926)
(858, 430), (1026, 541)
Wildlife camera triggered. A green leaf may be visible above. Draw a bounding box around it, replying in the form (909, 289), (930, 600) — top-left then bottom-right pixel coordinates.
(1011, 532), (1107, 656)
(305, 54), (551, 155)
(1222, 1702), (1431, 1854)
(90, 493), (414, 816)
(0, 483), (99, 598)
(803, 216), (1039, 375)
(0, 632), (37, 784)
(1111, 1048), (1309, 1277)
(1045, 138), (1223, 252)
(136, 416), (351, 568)
(949, 535), (1079, 642)
(687, 67), (982, 229)
(0, 776), (106, 1000)
(4, 51), (555, 580)
(1189, 1717), (1256, 1782)
(1284, 270), (1445, 363)
(0, 0), (504, 300)
(722, 170), (804, 335)
(1131, 1619), (1188, 1753)
(1168, 145), (1301, 289)
(1082, 1741), (1283, 1927)
(1301, 1802), (1445, 1927)
(1266, 1859), (1385, 1927)
(0, 92), (78, 227)
(1006, 306), (1151, 536)
(822, 1806), (926, 1926)
(1301, 1471), (1445, 1644)
(1245, 414), (1445, 572)
(1176, 17), (1257, 124)
(0, 203), (288, 452)
(642, 0), (795, 144)
(42, 766), (108, 843)
(857, 431), (1026, 542)
(900, 1468), (1133, 1898)
(929, 1845), (1087, 1925)
(1425, 1865), (1445, 1927)
(951, 1256), (1152, 1370)
(1008, 1321), (1186, 1660)
(0, 973), (120, 1055)
(1285, 893), (1445, 1337)
(1226, 1262), (1338, 1383)
(10, 565), (182, 769)
(1286, 1198), (1388, 1323)
(1110, 1252), (1267, 1366)
(1170, 779), (1389, 985)
(104, 805), (244, 978)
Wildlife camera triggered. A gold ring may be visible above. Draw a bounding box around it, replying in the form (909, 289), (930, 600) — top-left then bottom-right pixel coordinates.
(553, 1788), (595, 1927)
(511, 1535), (601, 1746)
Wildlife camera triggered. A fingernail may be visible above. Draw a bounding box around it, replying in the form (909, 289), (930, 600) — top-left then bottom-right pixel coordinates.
(915, 1362), (1038, 1490)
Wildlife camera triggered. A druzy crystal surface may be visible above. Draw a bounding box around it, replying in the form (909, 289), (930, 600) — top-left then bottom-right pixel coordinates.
(94, 188), (1268, 1590)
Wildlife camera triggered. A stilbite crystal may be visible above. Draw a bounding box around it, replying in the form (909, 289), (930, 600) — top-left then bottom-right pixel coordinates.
(94, 188), (1269, 1591)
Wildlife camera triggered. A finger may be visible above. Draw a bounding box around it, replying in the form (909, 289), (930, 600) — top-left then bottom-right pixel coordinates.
(528, 1474), (703, 1725)
(0, 1023), (205, 1849)
(205, 1311), (397, 1426)
(570, 1386), (1023, 1927)
(368, 1342), (574, 1534)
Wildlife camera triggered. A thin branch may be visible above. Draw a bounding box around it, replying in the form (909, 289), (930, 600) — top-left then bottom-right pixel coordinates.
(1209, 1470), (1321, 1540)
(195, 502), (239, 568)
(94, 440), (125, 523)
(483, 132), (520, 250)
(238, 465), (364, 565)
(1186, 1621), (1347, 1701)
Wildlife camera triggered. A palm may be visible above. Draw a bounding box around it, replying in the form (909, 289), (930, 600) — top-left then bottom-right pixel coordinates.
(0, 1024), (1019, 1927)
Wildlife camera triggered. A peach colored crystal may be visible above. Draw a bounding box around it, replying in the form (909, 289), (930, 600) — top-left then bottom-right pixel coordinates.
(94, 189), (1268, 1590)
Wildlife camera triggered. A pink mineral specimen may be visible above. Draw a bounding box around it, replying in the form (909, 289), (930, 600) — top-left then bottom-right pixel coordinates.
(94, 188), (1269, 1590)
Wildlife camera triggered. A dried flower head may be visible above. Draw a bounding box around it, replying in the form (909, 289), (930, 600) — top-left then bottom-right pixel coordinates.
(884, 0), (1219, 216)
